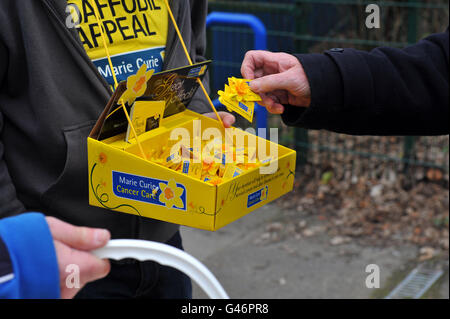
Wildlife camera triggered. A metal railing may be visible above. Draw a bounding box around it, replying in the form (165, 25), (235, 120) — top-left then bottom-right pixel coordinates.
(206, 0), (449, 178)
(206, 12), (268, 131)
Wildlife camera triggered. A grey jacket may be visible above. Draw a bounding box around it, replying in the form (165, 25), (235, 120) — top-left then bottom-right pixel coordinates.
(0, 0), (210, 242)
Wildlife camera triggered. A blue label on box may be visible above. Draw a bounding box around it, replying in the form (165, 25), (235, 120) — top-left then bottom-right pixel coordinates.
(238, 102), (249, 112)
(247, 186), (269, 208)
(166, 153), (177, 162)
(233, 169), (242, 178)
(112, 171), (186, 211)
(187, 65), (206, 78)
(182, 161), (190, 174)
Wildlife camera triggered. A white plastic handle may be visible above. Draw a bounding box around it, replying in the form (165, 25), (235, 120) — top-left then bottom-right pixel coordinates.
(92, 239), (229, 299)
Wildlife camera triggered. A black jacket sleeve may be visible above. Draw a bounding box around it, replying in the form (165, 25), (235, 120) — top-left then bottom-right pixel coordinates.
(281, 28), (449, 136)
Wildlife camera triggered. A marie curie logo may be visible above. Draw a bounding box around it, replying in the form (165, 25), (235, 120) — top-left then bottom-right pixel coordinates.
(112, 171), (186, 210)
(247, 186), (269, 208)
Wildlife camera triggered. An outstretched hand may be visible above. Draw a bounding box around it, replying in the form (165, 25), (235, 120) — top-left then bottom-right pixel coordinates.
(241, 51), (312, 114)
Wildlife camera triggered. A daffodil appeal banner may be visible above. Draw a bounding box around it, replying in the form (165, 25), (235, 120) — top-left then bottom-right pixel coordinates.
(67, 0), (168, 85)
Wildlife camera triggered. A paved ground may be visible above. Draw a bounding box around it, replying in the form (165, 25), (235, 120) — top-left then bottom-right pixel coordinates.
(181, 203), (449, 299)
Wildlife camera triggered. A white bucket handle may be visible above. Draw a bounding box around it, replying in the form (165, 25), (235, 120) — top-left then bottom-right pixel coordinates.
(92, 239), (229, 299)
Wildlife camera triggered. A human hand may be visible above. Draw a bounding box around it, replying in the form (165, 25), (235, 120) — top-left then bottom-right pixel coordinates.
(45, 217), (111, 299)
(203, 111), (236, 128)
(241, 51), (311, 114)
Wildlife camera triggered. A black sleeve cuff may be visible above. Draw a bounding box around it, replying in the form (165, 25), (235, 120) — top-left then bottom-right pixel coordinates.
(281, 53), (344, 128)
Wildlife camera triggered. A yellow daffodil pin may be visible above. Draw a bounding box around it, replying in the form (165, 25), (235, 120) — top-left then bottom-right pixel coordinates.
(159, 179), (184, 209)
(120, 64), (155, 106)
(218, 77), (262, 123)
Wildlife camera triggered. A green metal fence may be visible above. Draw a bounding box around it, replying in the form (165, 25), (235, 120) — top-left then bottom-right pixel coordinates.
(206, 0), (449, 181)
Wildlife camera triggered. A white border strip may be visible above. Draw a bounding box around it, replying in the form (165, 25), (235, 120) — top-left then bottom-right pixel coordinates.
(0, 273), (14, 284)
(92, 46), (166, 62)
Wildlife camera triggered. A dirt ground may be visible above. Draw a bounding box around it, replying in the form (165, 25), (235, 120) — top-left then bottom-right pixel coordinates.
(181, 202), (449, 299)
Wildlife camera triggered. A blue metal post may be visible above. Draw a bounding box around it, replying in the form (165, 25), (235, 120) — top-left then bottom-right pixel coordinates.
(206, 12), (268, 132)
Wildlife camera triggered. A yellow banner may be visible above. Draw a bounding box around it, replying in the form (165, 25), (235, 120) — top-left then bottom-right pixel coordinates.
(68, 0), (168, 84)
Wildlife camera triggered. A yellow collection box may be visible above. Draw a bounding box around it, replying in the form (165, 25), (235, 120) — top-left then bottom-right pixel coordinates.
(87, 63), (296, 231)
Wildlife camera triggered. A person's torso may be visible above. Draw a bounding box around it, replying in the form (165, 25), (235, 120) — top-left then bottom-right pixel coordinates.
(0, 0), (206, 241)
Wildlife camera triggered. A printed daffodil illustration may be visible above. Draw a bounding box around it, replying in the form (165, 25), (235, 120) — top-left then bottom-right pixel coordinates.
(159, 179), (184, 209)
(98, 152), (108, 165)
(120, 64), (154, 106)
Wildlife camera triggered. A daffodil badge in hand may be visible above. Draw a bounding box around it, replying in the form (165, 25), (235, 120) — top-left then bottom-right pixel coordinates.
(218, 77), (262, 123)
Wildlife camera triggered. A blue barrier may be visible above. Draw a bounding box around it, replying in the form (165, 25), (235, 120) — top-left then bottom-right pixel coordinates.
(206, 12), (268, 131)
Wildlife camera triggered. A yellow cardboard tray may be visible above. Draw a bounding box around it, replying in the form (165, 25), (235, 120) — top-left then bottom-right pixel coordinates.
(88, 107), (296, 231)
